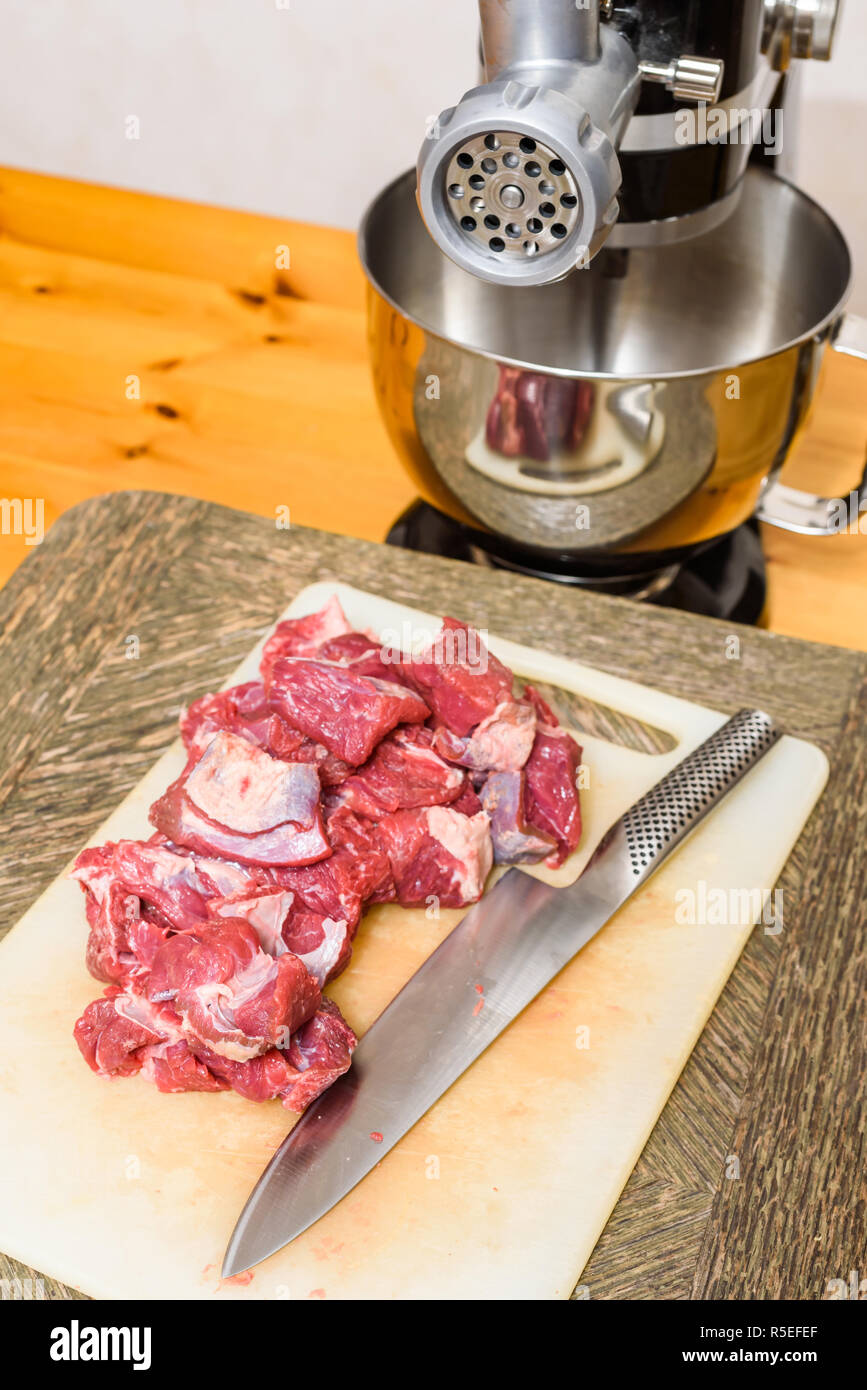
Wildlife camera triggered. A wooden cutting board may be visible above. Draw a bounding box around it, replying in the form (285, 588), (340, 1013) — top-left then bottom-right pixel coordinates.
(0, 578), (828, 1300)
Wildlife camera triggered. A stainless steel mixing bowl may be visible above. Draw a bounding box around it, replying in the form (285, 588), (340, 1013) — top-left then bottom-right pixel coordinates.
(359, 166), (865, 558)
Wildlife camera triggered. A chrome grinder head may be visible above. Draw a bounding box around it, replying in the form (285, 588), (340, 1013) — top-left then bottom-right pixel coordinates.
(417, 79), (622, 287)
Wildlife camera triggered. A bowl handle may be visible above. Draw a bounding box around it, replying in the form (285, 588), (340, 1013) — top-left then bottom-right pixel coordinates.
(755, 313), (867, 536)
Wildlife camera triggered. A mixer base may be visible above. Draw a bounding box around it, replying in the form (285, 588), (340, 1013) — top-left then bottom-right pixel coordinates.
(386, 501), (767, 626)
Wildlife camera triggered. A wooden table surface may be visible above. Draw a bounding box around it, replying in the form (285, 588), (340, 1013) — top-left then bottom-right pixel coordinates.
(0, 167), (865, 649)
(0, 492), (864, 1300)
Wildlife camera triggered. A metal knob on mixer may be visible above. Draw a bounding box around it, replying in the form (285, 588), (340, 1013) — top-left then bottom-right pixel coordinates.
(638, 54), (725, 103)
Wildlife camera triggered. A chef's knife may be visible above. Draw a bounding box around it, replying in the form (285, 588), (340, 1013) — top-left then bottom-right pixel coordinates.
(223, 708), (780, 1276)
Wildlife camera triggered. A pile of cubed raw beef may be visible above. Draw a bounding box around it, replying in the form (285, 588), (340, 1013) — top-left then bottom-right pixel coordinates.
(73, 597), (583, 1112)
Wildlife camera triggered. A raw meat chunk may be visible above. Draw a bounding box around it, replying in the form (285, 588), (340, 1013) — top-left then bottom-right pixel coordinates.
(77, 877), (149, 986)
(316, 632), (409, 685)
(73, 992), (162, 1078)
(400, 618), (514, 737)
(271, 819), (394, 928)
(281, 997), (357, 1111)
(142, 1040), (230, 1094)
(93, 906), (169, 987)
(181, 681), (302, 763)
(206, 884), (351, 985)
(324, 806), (395, 905)
(195, 998), (356, 1112)
(432, 698), (536, 773)
(74, 991), (356, 1112)
(146, 917), (321, 1061)
(149, 731), (330, 867)
(184, 732), (317, 834)
(281, 909), (353, 984)
(73, 840), (253, 937)
(376, 806), (493, 908)
(71, 839), (300, 987)
(259, 595), (408, 689)
(328, 725), (465, 819)
(521, 685), (583, 867)
(74, 990), (185, 1077)
(259, 595), (355, 681)
(207, 885), (296, 956)
(266, 657), (429, 765)
(181, 681), (350, 786)
(481, 771), (558, 864)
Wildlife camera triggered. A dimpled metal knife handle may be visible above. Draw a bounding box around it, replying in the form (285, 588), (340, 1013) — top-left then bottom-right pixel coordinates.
(619, 708), (781, 888)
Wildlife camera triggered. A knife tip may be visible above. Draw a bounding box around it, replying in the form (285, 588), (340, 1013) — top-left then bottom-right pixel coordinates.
(221, 1235), (251, 1281)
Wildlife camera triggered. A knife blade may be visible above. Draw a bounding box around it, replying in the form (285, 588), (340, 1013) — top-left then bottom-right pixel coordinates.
(223, 708), (780, 1276)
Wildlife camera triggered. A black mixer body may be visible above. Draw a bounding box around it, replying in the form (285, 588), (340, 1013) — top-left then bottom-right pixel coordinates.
(614, 0), (769, 225)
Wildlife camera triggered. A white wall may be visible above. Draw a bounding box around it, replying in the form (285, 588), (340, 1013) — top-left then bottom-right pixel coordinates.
(0, 0), (477, 229)
(797, 1), (867, 312)
(0, 0), (863, 305)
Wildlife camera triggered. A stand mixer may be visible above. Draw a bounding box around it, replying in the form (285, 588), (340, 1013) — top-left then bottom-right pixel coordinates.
(359, 0), (864, 621)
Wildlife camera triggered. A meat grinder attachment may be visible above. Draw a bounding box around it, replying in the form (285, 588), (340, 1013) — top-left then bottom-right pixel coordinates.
(416, 0), (641, 287)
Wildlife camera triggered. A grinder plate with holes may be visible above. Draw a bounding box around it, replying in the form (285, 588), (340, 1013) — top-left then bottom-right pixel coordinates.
(446, 130), (581, 263)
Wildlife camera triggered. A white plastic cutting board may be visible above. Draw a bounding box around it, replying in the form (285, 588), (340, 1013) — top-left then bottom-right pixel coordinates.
(0, 582), (827, 1300)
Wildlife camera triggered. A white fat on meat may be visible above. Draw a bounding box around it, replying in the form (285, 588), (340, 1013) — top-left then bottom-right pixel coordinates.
(75, 842), (252, 903)
(177, 853), (251, 898)
(425, 806), (493, 901)
(294, 918), (349, 987)
(186, 951), (282, 1062)
(211, 890), (295, 956)
(129, 844), (207, 892)
(209, 891), (347, 985)
(70, 861), (112, 904)
(470, 700), (536, 771)
(113, 991), (184, 1045)
(185, 731), (320, 833)
(450, 699), (536, 773)
(398, 734), (465, 790)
